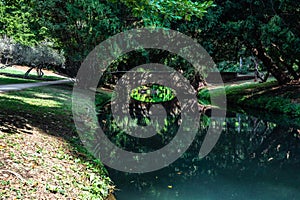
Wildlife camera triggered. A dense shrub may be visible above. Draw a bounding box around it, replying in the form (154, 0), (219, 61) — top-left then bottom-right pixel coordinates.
(0, 37), (65, 69)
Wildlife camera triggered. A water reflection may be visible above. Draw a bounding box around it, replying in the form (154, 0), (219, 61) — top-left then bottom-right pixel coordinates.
(104, 111), (300, 199)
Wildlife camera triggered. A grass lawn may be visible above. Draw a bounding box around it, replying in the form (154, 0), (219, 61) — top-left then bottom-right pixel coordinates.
(198, 80), (300, 118)
(0, 66), (65, 82)
(0, 67), (32, 76)
(0, 82), (114, 199)
(0, 75), (38, 84)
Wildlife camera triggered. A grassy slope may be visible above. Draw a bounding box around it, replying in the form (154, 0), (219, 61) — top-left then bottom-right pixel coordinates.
(0, 67), (64, 81)
(0, 75), (38, 84)
(199, 80), (300, 118)
(0, 80), (114, 199)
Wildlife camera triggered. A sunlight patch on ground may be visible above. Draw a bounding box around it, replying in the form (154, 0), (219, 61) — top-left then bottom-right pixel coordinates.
(0, 93), (61, 108)
(33, 93), (56, 99)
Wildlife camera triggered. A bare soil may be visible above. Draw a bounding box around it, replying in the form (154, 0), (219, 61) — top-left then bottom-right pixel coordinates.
(12, 65), (68, 78)
(0, 109), (95, 199)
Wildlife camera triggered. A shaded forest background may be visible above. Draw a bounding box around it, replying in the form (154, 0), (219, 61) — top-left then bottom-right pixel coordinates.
(0, 0), (299, 85)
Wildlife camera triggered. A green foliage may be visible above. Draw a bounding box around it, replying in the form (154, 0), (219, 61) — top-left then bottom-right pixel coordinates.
(217, 57), (263, 73)
(193, 0), (300, 84)
(249, 95), (300, 117)
(0, 1), (64, 71)
(130, 84), (175, 103)
(32, 0), (124, 76)
(217, 61), (240, 73)
(29, 0), (214, 76)
(0, 0), (214, 78)
(0, 0), (34, 44)
(0, 0), (53, 45)
(0, 38), (65, 68)
(1, 0), (299, 84)
(97, 109), (180, 153)
(199, 80), (300, 117)
(111, 0), (214, 26)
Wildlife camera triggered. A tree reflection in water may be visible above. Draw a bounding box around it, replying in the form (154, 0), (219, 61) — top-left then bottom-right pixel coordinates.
(97, 102), (300, 199)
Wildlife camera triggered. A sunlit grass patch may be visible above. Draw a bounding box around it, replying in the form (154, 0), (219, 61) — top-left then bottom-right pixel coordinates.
(0, 86), (72, 116)
(198, 80), (300, 117)
(0, 67), (25, 75)
(0, 67), (64, 81)
(0, 75), (38, 84)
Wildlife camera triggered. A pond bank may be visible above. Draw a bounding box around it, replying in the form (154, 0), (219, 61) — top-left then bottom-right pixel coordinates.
(0, 83), (113, 199)
(108, 99), (300, 200)
(198, 80), (300, 119)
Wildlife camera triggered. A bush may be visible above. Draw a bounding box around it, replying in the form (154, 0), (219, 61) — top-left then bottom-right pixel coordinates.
(0, 37), (65, 69)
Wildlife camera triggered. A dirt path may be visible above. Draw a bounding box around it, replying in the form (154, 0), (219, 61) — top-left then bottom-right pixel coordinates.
(6, 65), (68, 78)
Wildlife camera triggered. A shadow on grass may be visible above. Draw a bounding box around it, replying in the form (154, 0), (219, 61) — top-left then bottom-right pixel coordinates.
(0, 72), (64, 82)
(0, 75), (38, 84)
(0, 84), (113, 180)
(0, 84), (116, 198)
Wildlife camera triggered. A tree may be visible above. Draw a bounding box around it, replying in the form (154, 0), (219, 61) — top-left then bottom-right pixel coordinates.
(113, 0), (214, 25)
(0, 0), (215, 83)
(31, 0), (125, 76)
(0, 0), (53, 45)
(182, 0), (300, 84)
(31, 0), (214, 78)
(0, 0), (65, 76)
(0, 38), (64, 77)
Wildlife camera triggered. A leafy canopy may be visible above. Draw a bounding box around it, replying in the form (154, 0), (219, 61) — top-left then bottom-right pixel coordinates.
(112, 0), (214, 25)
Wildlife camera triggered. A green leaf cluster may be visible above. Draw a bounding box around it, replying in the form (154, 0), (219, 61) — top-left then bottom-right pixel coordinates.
(111, 0), (214, 26)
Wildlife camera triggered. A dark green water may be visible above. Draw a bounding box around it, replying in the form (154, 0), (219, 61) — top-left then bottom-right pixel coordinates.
(103, 110), (300, 200)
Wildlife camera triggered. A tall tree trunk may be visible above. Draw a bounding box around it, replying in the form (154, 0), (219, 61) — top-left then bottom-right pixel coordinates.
(24, 67), (35, 78)
(253, 46), (291, 84)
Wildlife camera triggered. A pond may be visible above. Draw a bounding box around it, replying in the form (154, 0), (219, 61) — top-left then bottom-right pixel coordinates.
(101, 107), (300, 200)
